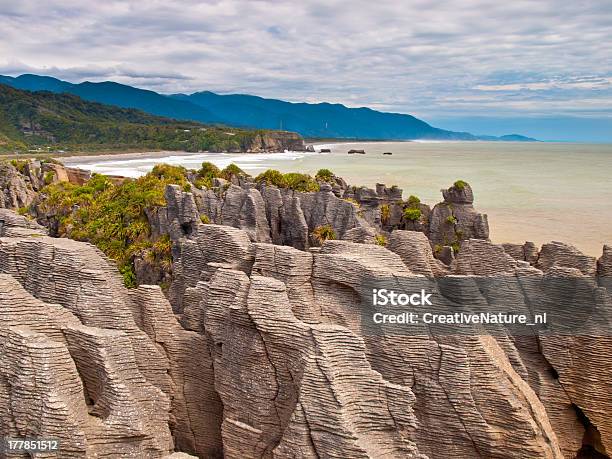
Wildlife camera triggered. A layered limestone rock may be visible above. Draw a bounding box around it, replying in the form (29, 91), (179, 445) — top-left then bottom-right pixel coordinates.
(536, 241), (598, 276)
(0, 216), (222, 458)
(157, 182), (374, 250)
(0, 160), (91, 211)
(170, 222), (255, 314)
(0, 208), (47, 237)
(387, 230), (449, 276)
(200, 269), (425, 458)
(0, 162), (37, 209)
(503, 241), (539, 264)
(1, 183), (611, 459)
(0, 274), (172, 457)
(429, 182), (489, 248)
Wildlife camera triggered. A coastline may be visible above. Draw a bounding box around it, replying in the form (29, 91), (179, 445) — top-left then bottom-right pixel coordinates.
(55, 149), (208, 165)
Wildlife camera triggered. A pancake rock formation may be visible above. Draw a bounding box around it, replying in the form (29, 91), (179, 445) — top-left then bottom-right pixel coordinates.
(1, 205), (610, 458)
(0, 159), (611, 459)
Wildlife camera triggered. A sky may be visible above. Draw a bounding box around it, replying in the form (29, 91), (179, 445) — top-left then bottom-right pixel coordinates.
(0, 0), (611, 141)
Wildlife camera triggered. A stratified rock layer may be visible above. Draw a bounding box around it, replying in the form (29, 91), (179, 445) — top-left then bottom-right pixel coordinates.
(0, 219), (222, 458)
(1, 198), (611, 459)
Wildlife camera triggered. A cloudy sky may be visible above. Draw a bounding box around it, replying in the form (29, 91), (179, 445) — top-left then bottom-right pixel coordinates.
(1, 0), (611, 140)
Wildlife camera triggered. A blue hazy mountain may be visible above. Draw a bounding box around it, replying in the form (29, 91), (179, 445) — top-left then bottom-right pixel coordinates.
(169, 91), (478, 139)
(0, 74), (535, 141)
(0, 74), (217, 124)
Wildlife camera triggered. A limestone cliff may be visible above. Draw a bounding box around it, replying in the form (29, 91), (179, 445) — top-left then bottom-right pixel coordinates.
(0, 161), (610, 459)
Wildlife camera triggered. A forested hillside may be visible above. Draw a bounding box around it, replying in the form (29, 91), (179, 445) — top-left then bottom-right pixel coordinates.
(0, 84), (303, 153)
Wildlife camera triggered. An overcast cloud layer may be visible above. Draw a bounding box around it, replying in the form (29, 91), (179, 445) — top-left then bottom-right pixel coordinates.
(1, 0), (611, 140)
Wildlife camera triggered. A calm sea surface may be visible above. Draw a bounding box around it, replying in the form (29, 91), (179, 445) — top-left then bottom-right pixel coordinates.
(64, 141), (612, 256)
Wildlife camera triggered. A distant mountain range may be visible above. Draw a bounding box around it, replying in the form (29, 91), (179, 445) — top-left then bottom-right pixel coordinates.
(0, 74), (537, 141)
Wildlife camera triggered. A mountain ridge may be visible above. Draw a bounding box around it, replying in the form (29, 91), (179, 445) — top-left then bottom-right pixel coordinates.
(0, 83), (305, 153)
(0, 74), (537, 141)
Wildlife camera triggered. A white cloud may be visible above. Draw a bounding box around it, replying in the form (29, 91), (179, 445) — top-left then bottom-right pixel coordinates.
(0, 0), (610, 120)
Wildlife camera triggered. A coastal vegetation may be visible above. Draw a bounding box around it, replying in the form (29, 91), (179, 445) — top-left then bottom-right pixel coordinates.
(255, 169), (320, 192)
(20, 162), (324, 286)
(404, 207), (422, 221)
(34, 166), (190, 286)
(380, 204), (391, 224)
(375, 234), (387, 246)
(406, 195), (421, 207)
(0, 83), (298, 154)
(403, 194), (423, 221)
(311, 225), (336, 244)
(454, 180), (468, 190)
(315, 168), (335, 182)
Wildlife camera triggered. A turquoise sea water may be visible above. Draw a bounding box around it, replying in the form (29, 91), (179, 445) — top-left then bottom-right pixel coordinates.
(64, 141), (612, 256)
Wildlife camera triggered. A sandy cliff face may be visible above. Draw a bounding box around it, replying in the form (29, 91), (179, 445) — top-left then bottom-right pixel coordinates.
(0, 162), (611, 458)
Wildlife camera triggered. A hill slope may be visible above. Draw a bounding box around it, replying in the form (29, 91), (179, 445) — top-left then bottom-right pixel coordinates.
(0, 84), (303, 152)
(1, 74), (217, 123)
(1, 74), (486, 140)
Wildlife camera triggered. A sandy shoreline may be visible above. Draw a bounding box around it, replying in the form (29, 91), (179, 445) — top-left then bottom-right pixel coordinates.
(57, 141), (413, 166)
(56, 150), (211, 165)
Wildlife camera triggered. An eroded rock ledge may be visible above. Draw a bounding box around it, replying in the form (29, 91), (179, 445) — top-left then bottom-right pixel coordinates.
(1, 206), (611, 458)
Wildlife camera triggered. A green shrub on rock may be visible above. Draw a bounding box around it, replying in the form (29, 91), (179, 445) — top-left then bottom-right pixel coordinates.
(406, 195), (420, 208)
(255, 169), (286, 187)
(380, 204), (391, 224)
(221, 163), (247, 180)
(283, 172), (320, 192)
(315, 168), (334, 182)
(454, 179), (468, 190)
(311, 225), (336, 244)
(151, 164), (188, 184)
(38, 168), (189, 288)
(403, 207), (422, 221)
(255, 169), (319, 192)
(44, 171), (55, 185)
(375, 234), (387, 246)
(198, 161), (221, 178)
(195, 161), (221, 189)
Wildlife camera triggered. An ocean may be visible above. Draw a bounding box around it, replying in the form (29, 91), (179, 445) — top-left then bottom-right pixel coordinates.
(63, 141), (612, 256)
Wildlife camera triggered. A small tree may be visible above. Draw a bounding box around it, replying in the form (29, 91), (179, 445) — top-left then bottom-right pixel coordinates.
(403, 207), (422, 221)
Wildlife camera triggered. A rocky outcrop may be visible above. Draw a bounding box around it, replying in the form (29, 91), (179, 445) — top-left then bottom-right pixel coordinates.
(503, 241), (539, 264)
(537, 241), (598, 276)
(0, 162), (37, 209)
(0, 218), (222, 458)
(1, 208), (611, 457)
(202, 270), (424, 458)
(429, 182), (489, 248)
(0, 208), (47, 237)
(247, 131), (306, 152)
(0, 159), (92, 212)
(387, 230), (448, 276)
